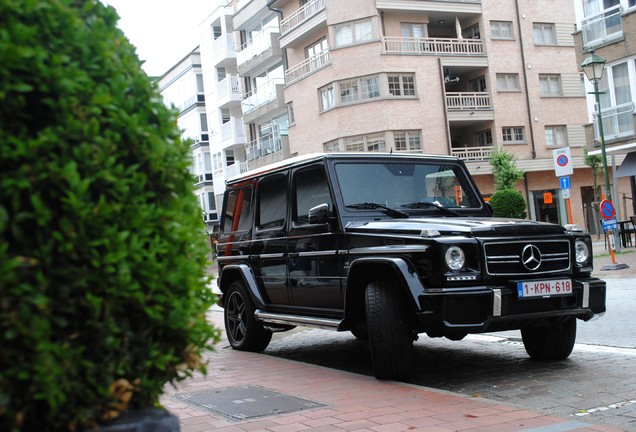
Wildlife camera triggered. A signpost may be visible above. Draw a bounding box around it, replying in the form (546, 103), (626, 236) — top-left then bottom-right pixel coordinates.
(600, 198), (618, 265)
(553, 148), (574, 225)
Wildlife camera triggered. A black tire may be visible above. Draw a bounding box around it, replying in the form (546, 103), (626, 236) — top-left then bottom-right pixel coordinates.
(365, 279), (415, 380)
(224, 281), (272, 352)
(521, 318), (577, 360)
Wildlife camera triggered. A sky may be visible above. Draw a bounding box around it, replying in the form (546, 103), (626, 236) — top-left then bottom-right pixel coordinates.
(102, 0), (213, 76)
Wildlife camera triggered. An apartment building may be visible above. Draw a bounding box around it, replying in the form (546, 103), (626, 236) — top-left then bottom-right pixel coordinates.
(157, 48), (219, 234)
(573, 0), (636, 220)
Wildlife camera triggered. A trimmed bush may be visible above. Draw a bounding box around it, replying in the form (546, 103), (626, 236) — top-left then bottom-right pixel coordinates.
(0, 1), (219, 430)
(489, 189), (528, 219)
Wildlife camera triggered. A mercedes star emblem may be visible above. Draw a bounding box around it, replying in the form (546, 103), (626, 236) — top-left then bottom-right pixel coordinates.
(521, 244), (542, 271)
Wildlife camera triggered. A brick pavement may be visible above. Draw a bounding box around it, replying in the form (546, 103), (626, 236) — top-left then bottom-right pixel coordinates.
(160, 310), (623, 432)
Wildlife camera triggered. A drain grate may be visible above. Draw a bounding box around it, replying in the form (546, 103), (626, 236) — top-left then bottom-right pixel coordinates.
(173, 385), (324, 421)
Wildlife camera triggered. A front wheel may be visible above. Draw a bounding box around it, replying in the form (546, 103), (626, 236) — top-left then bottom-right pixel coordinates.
(521, 318), (576, 360)
(365, 279), (415, 380)
(224, 281), (272, 352)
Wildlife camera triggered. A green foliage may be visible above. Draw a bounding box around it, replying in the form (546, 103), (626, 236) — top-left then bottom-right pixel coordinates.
(584, 147), (603, 202)
(0, 1), (219, 430)
(490, 148), (525, 191)
(489, 189), (528, 219)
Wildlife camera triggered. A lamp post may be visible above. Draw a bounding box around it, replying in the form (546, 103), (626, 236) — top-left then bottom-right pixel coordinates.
(581, 52), (610, 201)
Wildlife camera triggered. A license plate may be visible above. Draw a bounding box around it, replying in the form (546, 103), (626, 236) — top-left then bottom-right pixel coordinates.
(517, 279), (572, 299)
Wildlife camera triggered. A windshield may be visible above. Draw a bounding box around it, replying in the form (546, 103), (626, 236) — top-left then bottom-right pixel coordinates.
(334, 161), (483, 211)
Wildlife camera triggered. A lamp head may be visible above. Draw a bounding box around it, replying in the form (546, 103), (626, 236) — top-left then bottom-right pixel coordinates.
(581, 52), (606, 83)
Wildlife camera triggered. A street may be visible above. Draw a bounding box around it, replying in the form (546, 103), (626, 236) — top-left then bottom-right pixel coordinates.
(260, 277), (636, 431)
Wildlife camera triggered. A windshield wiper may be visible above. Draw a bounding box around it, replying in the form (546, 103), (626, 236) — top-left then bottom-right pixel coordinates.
(400, 201), (459, 216)
(346, 202), (409, 218)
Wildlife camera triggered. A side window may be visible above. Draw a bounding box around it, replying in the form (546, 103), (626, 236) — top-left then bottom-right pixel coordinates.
(294, 166), (333, 224)
(257, 174), (287, 229)
(222, 185), (253, 233)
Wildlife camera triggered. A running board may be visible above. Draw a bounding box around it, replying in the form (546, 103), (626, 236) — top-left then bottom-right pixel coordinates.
(254, 310), (341, 330)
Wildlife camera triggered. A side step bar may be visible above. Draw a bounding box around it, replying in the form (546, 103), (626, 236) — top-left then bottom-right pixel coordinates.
(254, 310), (341, 330)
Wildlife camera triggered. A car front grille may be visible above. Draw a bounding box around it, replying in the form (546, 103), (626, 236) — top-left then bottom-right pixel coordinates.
(484, 239), (571, 276)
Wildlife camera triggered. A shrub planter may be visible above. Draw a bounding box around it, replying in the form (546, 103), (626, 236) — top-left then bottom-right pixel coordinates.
(90, 409), (179, 432)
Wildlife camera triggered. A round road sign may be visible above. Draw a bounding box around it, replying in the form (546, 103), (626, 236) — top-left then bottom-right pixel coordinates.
(556, 154), (569, 167)
(599, 199), (616, 220)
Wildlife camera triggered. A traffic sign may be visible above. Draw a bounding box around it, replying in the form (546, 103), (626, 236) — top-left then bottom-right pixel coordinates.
(599, 199), (616, 220)
(553, 147), (573, 177)
(559, 176), (571, 190)
(562, 189), (570, 199)
(602, 217), (617, 232)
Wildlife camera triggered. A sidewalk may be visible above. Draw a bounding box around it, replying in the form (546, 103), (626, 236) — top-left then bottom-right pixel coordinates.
(160, 311), (622, 432)
(591, 239), (636, 278)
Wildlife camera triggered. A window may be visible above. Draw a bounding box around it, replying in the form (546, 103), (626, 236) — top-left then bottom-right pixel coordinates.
(294, 166), (333, 224)
(545, 126), (568, 147)
(475, 129), (493, 147)
(257, 175), (287, 229)
(533, 23), (556, 45)
(490, 21), (513, 39)
(334, 18), (373, 47)
(324, 140), (340, 152)
(360, 76), (380, 99)
(222, 186), (253, 233)
(394, 131), (421, 151)
(366, 134), (386, 152)
(306, 38), (328, 57)
(320, 85), (335, 111)
(344, 136), (364, 152)
(502, 127), (525, 144)
(496, 73), (520, 91)
(388, 74), (415, 96)
(539, 74), (562, 96)
(339, 80), (359, 103)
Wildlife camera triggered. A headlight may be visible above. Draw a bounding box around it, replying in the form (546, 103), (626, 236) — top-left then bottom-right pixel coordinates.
(575, 239), (590, 264)
(445, 246), (465, 271)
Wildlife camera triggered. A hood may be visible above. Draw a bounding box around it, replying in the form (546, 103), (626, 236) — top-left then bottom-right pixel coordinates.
(344, 217), (565, 237)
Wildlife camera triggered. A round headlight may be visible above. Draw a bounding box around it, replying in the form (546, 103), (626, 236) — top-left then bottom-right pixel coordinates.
(445, 246), (465, 271)
(575, 239), (590, 264)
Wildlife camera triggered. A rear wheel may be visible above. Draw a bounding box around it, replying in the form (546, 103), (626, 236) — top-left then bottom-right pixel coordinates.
(224, 281), (272, 352)
(365, 279), (415, 380)
(521, 318), (576, 360)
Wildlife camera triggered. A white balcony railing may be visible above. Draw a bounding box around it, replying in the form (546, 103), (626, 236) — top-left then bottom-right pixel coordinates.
(285, 50), (331, 85)
(595, 102), (636, 142)
(581, 4), (622, 47)
(446, 92), (491, 110)
(223, 161), (250, 179)
(280, 0), (325, 35)
(246, 133), (283, 161)
(451, 146), (494, 161)
(241, 78), (284, 115)
(216, 75), (241, 101)
(383, 37), (483, 55)
(220, 118), (246, 142)
(236, 26), (278, 68)
(212, 34), (236, 58)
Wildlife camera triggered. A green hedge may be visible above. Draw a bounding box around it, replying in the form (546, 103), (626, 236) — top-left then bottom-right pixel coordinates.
(0, 1), (219, 430)
(489, 189), (528, 219)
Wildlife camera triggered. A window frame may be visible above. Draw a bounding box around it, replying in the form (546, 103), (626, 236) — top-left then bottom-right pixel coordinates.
(533, 23), (556, 45)
(502, 127), (526, 144)
(256, 174), (288, 230)
(490, 21), (514, 40)
(388, 73), (416, 97)
(333, 18), (373, 48)
(496, 73), (520, 92)
(544, 125), (568, 148)
(539, 74), (563, 96)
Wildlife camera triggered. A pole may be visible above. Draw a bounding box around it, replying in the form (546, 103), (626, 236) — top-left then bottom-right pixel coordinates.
(593, 80), (611, 201)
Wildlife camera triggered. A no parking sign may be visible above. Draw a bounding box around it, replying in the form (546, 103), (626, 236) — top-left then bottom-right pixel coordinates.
(553, 147), (573, 177)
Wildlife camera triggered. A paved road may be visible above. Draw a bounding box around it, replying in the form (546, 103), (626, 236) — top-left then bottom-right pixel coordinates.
(262, 277), (636, 431)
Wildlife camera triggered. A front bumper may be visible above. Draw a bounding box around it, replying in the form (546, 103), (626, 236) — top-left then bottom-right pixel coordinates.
(416, 277), (606, 336)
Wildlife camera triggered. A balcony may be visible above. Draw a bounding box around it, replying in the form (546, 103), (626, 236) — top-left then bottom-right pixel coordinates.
(280, 0), (325, 35)
(581, 4), (622, 49)
(211, 34), (236, 67)
(383, 37), (483, 56)
(451, 145), (493, 161)
(285, 50), (331, 85)
(446, 92), (494, 122)
(246, 133), (283, 161)
(216, 75), (242, 108)
(594, 102), (636, 143)
(236, 28), (281, 75)
(241, 78), (285, 122)
(219, 118), (247, 148)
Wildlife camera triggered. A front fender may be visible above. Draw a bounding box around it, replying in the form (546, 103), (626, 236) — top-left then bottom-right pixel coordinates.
(218, 264), (266, 309)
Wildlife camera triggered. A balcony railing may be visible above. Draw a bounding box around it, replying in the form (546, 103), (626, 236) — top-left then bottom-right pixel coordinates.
(236, 26), (278, 68)
(212, 34), (235, 58)
(285, 50), (331, 85)
(451, 146), (494, 161)
(246, 133), (282, 161)
(223, 161), (250, 179)
(280, 0), (325, 35)
(216, 75), (241, 101)
(594, 102), (636, 142)
(220, 118), (246, 142)
(241, 78), (284, 115)
(383, 37), (483, 55)
(446, 92), (491, 110)
(581, 4), (622, 47)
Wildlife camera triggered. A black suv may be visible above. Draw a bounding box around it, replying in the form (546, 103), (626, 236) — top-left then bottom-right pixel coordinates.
(216, 153), (606, 380)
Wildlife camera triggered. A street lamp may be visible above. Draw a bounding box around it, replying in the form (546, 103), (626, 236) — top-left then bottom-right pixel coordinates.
(581, 52), (610, 201)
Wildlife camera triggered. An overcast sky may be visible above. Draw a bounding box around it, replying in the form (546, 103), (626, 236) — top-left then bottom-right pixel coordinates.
(103, 0), (212, 76)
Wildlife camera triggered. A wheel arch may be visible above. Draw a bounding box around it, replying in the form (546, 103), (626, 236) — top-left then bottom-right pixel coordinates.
(342, 257), (425, 330)
(218, 264), (265, 309)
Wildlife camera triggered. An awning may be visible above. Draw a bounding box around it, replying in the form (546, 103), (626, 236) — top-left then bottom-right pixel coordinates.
(615, 151), (636, 178)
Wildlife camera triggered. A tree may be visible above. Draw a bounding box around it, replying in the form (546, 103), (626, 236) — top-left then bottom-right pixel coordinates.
(490, 147), (525, 191)
(0, 1), (219, 430)
(584, 147), (603, 202)
(489, 189), (528, 219)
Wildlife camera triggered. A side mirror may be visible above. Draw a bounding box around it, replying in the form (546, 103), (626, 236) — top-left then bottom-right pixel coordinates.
(308, 203), (330, 224)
